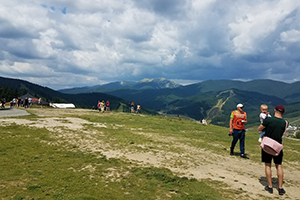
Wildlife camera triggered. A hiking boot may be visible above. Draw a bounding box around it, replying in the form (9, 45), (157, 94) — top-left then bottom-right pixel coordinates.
(278, 188), (285, 195)
(265, 186), (273, 194)
(240, 154), (249, 159)
(230, 149), (234, 156)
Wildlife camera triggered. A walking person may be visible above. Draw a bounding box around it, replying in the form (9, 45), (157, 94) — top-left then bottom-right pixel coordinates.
(257, 105), (287, 195)
(229, 103), (249, 159)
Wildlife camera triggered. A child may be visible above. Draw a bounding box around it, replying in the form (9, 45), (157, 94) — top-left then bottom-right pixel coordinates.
(258, 104), (271, 142)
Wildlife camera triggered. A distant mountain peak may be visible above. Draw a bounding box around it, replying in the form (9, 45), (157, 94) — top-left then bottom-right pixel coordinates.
(137, 78), (180, 89)
(140, 78), (166, 83)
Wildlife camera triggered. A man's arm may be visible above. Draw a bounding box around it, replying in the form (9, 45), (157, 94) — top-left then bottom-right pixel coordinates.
(243, 113), (247, 124)
(229, 118), (233, 134)
(257, 124), (265, 132)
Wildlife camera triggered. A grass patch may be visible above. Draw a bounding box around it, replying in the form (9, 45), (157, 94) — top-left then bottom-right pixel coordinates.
(0, 120), (226, 199)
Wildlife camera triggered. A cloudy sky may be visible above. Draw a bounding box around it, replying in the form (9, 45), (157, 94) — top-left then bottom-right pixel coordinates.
(1, 0), (300, 90)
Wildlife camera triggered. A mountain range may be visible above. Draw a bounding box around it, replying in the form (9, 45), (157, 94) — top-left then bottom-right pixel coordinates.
(1, 76), (300, 127)
(59, 78), (181, 94)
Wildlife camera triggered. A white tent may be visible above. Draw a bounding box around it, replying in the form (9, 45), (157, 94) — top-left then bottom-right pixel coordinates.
(49, 103), (75, 109)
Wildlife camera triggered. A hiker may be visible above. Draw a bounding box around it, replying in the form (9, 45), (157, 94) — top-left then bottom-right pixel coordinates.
(257, 105), (288, 195)
(229, 103), (249, 159)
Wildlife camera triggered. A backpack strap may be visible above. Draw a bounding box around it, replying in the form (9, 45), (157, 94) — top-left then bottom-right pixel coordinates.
(282, 120), (288, 144)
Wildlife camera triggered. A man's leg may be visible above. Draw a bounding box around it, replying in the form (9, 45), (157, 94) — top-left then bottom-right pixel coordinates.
(230, 130), (239, 154)
(265, 163), (272, 188)
(239, 130), (245, 155)
(275, 164), (283, 189)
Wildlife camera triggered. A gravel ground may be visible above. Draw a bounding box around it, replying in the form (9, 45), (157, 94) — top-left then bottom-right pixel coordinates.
(0, 108), (30, 117)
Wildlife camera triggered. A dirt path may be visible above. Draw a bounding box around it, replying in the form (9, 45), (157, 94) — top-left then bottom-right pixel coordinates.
(1, 109), (299, 200)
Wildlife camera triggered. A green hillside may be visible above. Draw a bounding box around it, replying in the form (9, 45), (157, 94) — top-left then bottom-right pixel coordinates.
(2, 76), (300, 128)
(186, 79), (300, 103)
(0, 76), (152, 113)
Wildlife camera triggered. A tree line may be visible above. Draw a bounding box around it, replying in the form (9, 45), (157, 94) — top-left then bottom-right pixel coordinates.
(0, 84), (27, 102)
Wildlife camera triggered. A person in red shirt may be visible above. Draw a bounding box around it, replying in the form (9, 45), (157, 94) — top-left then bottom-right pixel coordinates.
(229, 103), (249, 159)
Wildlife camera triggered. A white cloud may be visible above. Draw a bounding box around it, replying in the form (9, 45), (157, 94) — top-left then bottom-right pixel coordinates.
(0, 0), (300, 89)
(280, 29), (300, 42)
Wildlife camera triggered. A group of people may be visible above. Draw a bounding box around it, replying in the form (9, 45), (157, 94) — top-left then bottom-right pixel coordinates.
(131, 102), (141, 114)
(229, 103), (287, 195)
(1, 97), (43, 109)
(97, 100), (110, 113)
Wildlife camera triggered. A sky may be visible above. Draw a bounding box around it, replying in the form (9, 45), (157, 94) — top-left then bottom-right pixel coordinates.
(1, 0), (300, 90)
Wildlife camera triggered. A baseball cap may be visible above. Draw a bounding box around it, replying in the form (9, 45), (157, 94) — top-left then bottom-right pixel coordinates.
(275, 105), (285, 114)
(237, 103), (244, 108)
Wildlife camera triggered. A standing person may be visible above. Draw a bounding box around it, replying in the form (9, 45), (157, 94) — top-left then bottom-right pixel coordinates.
(258, 104), (271, 142)
(24, 97), (29, 108)
(38, 98), (43, 108)
(257, 105), (287, 195)
(131, 102), (135, 113)
(101, 100), (105, 113)
(12, 98), (16, 107)
(97, 101), (101, 112)
(106, 101), (110, 113)
(229, 103), (249, 159)
(17, 97), (21, 107)
(136, 104), (141, 114)
(28, 97), (32, 107)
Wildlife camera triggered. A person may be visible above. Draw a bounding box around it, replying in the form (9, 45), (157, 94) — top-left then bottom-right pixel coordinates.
(131, 102), (135, 113)
(136, 104), (141, 114)
(1, 98), (5, 109)
(12, 98), (16, 107)
(24, 97), (29, 108)
(97, 100), (101, 112)
(106, 101), (110, 112)
(17, 97), (21, 107)
(38, 98), (43, 108)
(257, 105), (288, 195)
(28, 97), (32, 107)
(101, 100), (105, 113)
(258, 104), (271, 142)
(229, 103), (249, 159)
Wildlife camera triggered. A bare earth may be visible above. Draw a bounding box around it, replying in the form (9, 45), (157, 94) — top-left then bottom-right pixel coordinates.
(1, 108), (299, 200)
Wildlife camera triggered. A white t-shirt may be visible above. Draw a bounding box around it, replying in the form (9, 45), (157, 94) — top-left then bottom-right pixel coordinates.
(259, 112), (271, 123)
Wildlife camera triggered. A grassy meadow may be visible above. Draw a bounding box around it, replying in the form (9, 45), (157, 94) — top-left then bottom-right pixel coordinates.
(0, 107), (299, 200)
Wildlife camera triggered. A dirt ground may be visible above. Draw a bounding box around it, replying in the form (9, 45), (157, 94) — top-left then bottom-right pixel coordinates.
(1, 108), (299, 200)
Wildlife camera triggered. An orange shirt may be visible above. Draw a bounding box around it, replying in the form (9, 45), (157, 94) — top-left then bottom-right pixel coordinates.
(230, 110), (247, 130)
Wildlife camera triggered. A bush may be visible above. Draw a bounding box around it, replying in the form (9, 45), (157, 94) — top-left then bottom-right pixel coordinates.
(296, 131), (300, 139)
